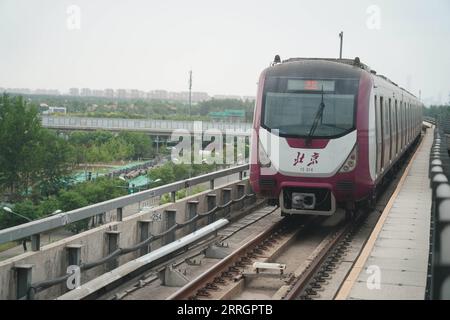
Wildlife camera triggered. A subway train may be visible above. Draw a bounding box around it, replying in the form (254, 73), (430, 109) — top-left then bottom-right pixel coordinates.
(249, 56), (423, 216)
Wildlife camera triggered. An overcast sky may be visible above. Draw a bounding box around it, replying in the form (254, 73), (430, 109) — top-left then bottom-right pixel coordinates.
(0, 0), (449, 104)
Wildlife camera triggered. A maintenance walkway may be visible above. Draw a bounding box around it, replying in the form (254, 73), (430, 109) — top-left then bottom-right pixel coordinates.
(337, 128), (433, 299)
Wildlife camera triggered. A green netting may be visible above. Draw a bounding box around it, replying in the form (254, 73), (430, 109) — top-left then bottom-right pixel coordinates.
(70, 161), (148, 184)
(128, 175), (151, 188)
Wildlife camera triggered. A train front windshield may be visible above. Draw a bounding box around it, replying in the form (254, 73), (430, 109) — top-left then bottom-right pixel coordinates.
(262, 78), (359, 138)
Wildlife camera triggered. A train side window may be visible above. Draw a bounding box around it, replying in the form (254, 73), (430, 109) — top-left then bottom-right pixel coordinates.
(380, 96), (385, 170)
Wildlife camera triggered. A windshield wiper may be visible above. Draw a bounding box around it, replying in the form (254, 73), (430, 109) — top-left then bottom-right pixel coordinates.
(306, 87), (326, 146)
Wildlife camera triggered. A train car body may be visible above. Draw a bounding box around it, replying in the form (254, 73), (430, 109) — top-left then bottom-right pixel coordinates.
(249, 57), (423, 215)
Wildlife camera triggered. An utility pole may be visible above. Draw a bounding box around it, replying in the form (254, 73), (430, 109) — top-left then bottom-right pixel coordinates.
(339, 31), (344, 59)
(188, 70), (192, 118)
(188, 70), (193, 196)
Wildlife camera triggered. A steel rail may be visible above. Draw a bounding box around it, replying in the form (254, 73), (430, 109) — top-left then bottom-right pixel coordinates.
(283, 221), (353, 300)
(167, 218), (289, 300)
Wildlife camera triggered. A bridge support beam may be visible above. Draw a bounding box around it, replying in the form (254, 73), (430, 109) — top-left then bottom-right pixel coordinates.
(222, 188), (232, 217)
(15, 264), (33, 300)
(158, 265), (189, 287)
(204, 244), (230, 259)
(117, 207), (123, 222)
(31, 234), (40, 251)
(106, 231), (121, 270)
(138, 220), (151, 256)
(164, 210), (177, 245)
(66, 244), (83, 266)
(237, 184), (246, 210)
(187, 200), (199, 233)
(206, 194), (217, 224)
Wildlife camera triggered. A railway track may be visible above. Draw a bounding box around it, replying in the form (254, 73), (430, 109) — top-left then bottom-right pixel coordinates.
(93, 135), (423, 301)
(95, 201), (282, 300)
(166, 212), (354, 300)
(163, 137), (422, 301)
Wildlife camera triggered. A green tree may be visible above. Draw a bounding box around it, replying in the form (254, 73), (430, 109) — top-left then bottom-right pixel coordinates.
(37, 197), (61, 217)
(0, 94), (45, 200)
(36, 131), (75, 197)
(57, 190), (89, 233)
(148, 164), (175, 185)
(118, 131), (154, 159)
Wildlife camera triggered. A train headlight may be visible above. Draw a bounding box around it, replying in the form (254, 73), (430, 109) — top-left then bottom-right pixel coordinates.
(339, 144), (358, 173)
(258, 140), (272, 168)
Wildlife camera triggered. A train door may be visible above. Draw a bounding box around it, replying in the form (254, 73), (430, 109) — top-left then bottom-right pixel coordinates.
(381, 97), (390, 168)
(380, 96), (386, 171)
(389, 98), (395, 161)
(400, 101), (404, 150)
(395, 100), (400, 155)
(403, 101), (408, 147)
(405, 102), (408, 145)
(375, 96), (383, 174)
(386, 98), (391, 165)
(407, 103), (411, 143)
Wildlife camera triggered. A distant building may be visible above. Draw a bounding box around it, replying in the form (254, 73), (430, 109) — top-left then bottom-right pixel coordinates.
(129, 89), (143, 99)
(6, 88), (31, 94)
(148, 90), (168, 100)
(211, 94), (255, 101)
(35, 89), (60, 95)
(104, 88), (114, 98)
(213, 94), (242, 100)
(69, 88), (79, 96)
(208, 109), (245, 122)
(48, 106), (66, 114)
(178, 92), (190, 101)
(92, 89), (104, 97)
(80, 88), (92, 96)
(167, 91), (183, 101)
(41, 105), (67, 115)
(191, 92), (210, 102)
(116, 89), (127, 99)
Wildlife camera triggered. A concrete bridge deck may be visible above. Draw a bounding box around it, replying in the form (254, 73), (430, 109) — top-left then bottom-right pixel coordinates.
(337, 128), (433, 299)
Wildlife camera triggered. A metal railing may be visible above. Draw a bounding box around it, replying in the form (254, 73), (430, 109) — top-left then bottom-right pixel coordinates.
(428, 124), (450, 299)
(41, 116), (253, 135)
(26, 191), (255, 299)
(0, 164), (249, 246)
(424, 116), (437, 126)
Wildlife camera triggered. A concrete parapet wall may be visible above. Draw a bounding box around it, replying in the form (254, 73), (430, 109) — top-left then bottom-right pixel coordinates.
(0, 179), (251, 300)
